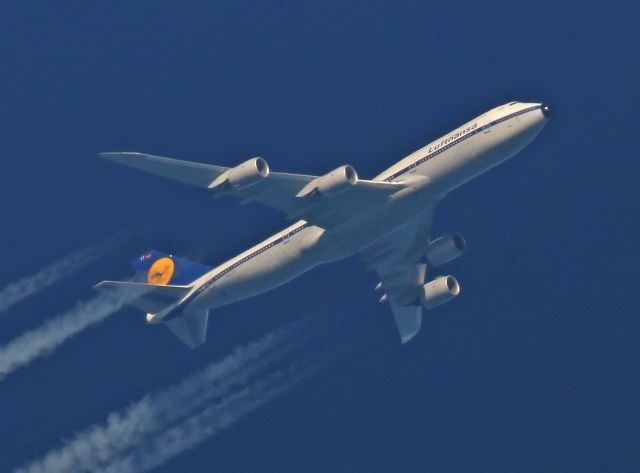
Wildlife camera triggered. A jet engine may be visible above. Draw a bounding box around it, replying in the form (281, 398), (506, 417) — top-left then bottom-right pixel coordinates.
(424, 233), (466, 267)
(296, 165), (358, 198)
(209, 157), (270, 190)
(420, 275), (460, 309)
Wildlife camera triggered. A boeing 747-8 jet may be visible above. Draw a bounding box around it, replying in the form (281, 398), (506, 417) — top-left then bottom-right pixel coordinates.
(96, 101), (550, 347)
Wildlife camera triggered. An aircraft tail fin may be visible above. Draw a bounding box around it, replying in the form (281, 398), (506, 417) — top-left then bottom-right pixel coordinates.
(131, 249), (211, 286)
(94, 250), (213, 349)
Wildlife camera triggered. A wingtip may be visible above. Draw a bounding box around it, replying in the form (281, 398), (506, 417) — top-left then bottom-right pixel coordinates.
(97, 152), (143, 159)
(400, 332), (418, 344)
(93, 280), (115, 290)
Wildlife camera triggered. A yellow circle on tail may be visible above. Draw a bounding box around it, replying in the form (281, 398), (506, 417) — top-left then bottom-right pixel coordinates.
(147, 257), (175, 285)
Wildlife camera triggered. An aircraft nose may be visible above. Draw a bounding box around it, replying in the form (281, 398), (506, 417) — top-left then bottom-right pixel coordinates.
(541, 103), (551, 118)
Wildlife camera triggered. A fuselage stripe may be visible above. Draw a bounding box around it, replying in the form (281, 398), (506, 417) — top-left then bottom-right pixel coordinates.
(173, 221), (308, 311)
(383, 105), (541, 182)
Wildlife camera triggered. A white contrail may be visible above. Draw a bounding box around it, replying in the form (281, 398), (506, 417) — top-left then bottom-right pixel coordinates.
(14, 317), (316, 473)
(0, 293), (125, 381)
(0, 236), (123, 314)
(99, 356), (326, 473)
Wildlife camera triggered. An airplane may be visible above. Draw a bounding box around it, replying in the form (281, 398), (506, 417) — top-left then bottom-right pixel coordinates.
(95, 101), (551, 348)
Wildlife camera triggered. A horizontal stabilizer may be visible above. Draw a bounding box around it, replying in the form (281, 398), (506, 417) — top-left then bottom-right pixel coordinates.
(165, 310), (209, 349)
(94, 281), (191, 314)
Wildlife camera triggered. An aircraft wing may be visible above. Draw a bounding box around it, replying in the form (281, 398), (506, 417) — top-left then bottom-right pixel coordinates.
(359, 208), (434, 343)
(99, 152), (403, 228)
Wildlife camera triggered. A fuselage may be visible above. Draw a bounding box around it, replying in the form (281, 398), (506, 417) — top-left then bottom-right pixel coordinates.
(150, 101), (549, 323)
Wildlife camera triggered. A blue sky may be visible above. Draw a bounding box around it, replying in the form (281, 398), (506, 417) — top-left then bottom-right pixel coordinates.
(1, 2), (638, 472)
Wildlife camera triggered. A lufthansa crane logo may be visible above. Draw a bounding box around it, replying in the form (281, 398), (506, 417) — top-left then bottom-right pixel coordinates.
(147, 257), (175, 285)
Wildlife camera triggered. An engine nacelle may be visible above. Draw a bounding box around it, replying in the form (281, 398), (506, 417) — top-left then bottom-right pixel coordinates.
(209, 157), (269, 190)
(424, 233), (466, 267)
(296, 165), (358, 198)
(420, 275), (461, 309)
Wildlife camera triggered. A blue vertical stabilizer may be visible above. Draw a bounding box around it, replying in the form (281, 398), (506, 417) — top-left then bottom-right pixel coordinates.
(131, 250), (211, 286)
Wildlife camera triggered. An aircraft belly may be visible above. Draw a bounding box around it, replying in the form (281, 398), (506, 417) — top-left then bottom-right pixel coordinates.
(190, 226), (327, 310)
(312, 193), (430, 261)
(188, 208), (413, 311)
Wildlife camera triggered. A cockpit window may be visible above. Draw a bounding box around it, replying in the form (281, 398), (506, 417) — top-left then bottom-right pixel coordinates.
(508, 101), (518, 106)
